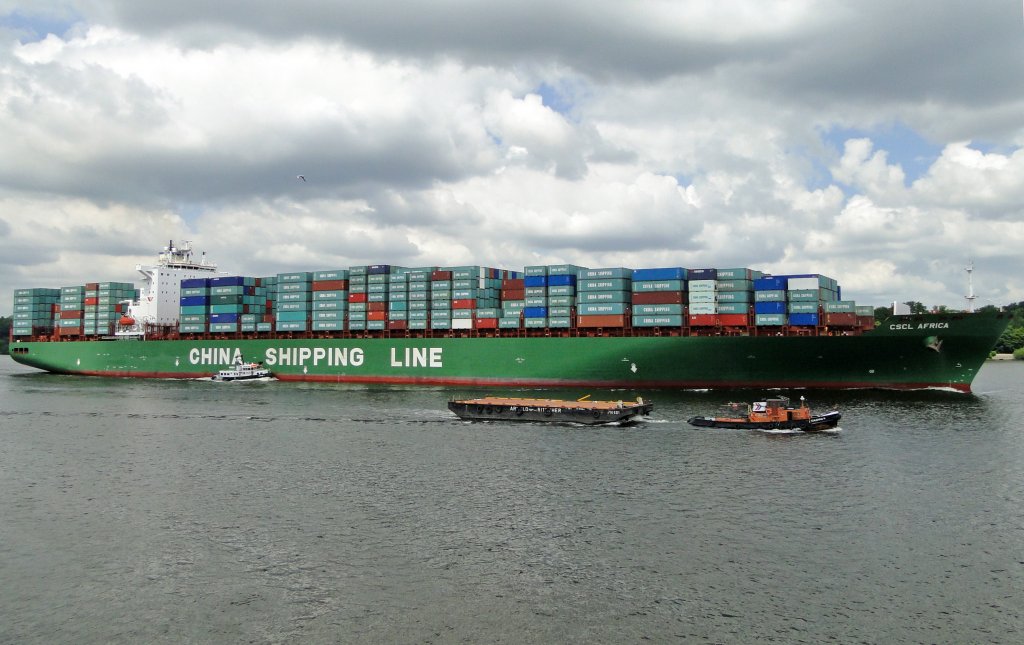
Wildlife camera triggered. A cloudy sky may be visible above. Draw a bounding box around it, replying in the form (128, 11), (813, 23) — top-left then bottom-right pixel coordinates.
(2, 0), (1023, 315)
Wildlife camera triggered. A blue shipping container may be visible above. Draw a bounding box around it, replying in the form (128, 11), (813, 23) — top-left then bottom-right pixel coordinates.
(754, 277), (788, 291)
(632, 267), (686, 281)
(181, 278), (210, 289)
(788, 313), (820, 326)
(179, 295), (209, 307)
(209, 313), (239, 323)
(754, 301), (787, 314)
(523, 306), (548, 318)
(546, 274), (577, 287)
(524, 276), (548, 288)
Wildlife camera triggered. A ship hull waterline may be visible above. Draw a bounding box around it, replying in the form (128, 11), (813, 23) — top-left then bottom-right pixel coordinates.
(8, 313), (1008, 393)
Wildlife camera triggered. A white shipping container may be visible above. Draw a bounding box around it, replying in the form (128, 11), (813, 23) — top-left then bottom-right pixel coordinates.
(451, 318), (474, 329)
(688, 279), (717, 292)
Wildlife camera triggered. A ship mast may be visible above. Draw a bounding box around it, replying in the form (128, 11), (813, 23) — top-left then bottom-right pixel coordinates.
(965, 260), (976, 313)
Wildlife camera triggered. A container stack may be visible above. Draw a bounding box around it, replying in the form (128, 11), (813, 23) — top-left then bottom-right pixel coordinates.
(347, 267), (367, 331)
(89, 282), (136, 335)
(686, 269), (718, 327)
(577, 268), (633, 328)
(207, 276), (262, 333)
(544, 265), (582, 329)
(308, 269), (349, 333)
(753, 276), (789, 326)
(406, 268), (434, 331)
(783, 274), (836, 327)
(387, 269), (410, 332)
(275, 272), (312, 332)
(258, 276), (277, 332)
(179, 278), (210, 333)
(362, 265), (390, 331)
(522, 266), (549, 329)
(12, 288), (60, 337)
(499, 274), (526, 329)
(57, 285), (85, 336)
(630, 268), (685, 328)
(577, 268), (634, 329)
(429, 268), (452, 331)
(714, 268), (759, 327)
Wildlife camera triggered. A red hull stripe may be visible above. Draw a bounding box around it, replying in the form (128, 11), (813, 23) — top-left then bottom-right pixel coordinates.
(66, 369), (971, 392)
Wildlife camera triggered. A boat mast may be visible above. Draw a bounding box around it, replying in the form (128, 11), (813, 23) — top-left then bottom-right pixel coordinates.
(965, 260), (976, 313)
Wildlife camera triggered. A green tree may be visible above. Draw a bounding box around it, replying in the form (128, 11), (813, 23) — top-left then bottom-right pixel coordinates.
(0, 316), (10, 355)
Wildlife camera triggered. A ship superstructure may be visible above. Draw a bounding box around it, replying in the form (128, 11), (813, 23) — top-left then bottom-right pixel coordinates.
(117, 241), (218, 336)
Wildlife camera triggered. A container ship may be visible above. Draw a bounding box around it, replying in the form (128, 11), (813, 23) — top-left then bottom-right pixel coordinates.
(8, 242), (1009, 393)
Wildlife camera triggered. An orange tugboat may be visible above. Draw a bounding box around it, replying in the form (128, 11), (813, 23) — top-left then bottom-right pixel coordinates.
(687, 396), (840, 432)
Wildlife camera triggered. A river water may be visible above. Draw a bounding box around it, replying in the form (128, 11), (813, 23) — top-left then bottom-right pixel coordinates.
(1, 356), (1022, 644)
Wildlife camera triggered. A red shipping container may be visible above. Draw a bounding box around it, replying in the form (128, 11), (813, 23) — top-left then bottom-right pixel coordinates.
(826, 313), (858, 326)
(388, 320), (408, 330)
(718, 314), (750, 326)
(452, 299), (476, 309)
(59, 310), (83, 319)
(348, 293), (367, 303)
(263, 314), (274, 323)
(85, 283), (99, 290)
(688, 314), (717, 327)
(501, 289), (525, 301)
(577, 314), (627, 328)
(313, 279), (349, 291)
(474, 318), (498, 329)
(431, 270), (452, 281)
(502, 278), (525, 289)
(367, 301), (386, 311)
(114, 304), (123, 312)
(858, 316), (875, 329)
(632, 291), (685, 305)
(84, 297), (98, 306)
(367, 311), (387, 321)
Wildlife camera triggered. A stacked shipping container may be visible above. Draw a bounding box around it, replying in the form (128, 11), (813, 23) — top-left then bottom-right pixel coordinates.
(12, 288), (60, 337)
(12, 263), (875, 338)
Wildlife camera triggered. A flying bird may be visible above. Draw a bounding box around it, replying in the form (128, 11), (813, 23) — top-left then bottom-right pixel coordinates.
(297, 175), (306, 182)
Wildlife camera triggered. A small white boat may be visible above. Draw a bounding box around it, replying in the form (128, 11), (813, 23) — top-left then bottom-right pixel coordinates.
(210, 359), (272, 382)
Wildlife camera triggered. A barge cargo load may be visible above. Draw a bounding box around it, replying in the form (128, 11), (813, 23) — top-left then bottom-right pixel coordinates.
(8, 243), (1010, 393)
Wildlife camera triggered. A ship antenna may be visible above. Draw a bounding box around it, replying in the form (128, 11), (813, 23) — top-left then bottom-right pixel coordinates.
(965, 260), (977, 313)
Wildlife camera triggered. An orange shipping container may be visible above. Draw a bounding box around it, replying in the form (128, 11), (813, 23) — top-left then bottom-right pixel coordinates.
(825, 313), (858, 326)
(688, 314), (717, 327)
(474, 318), (498, 329)
(367, 311), (387, 321)
(717, 314), (750, 326)
(84, 297), (99, 306)
(313, 279), (349, 291)
(348, 293), (367, 303)
(632, 291), (684, 305)
(577, 314), (627, 328)
(59, 310), (83, 319)
(452, 299), (476, 309)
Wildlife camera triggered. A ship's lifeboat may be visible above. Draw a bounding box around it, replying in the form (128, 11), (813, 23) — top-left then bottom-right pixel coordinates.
(119, 315), (136, 326)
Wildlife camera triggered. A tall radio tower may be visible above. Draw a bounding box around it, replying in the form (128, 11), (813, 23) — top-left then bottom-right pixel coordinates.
(965, 260), (977, 312)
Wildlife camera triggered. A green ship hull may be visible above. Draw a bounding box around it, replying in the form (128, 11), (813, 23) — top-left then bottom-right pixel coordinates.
(9, 312), (1009, 393)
